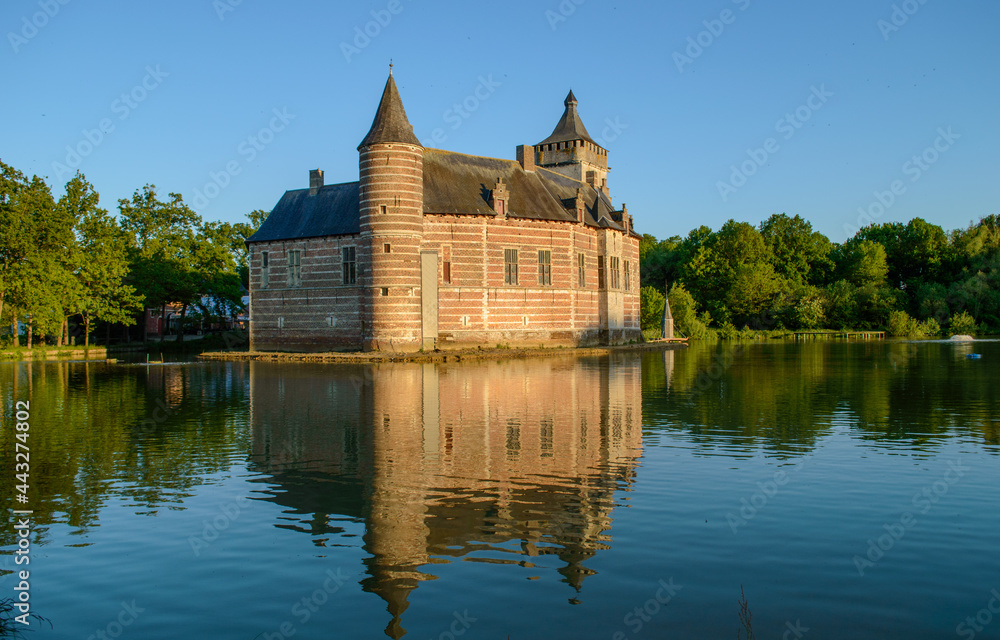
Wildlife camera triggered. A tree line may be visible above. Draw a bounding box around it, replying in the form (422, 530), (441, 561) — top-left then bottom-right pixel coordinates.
(640, 213), (999, 338)
(0, 159), (262, 347)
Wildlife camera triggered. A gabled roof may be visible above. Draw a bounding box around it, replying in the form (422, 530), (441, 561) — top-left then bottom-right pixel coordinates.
(247, 182), (360, 243)
(537, 90), (600, 148)
(358, 73), (421, 149)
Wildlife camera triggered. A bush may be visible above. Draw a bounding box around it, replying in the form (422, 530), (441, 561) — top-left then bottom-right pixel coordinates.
(640, 286), (666, 332)
(949, 311), (978, 336)
(669, 283), (713, 339)
(888, 310), (939, 338)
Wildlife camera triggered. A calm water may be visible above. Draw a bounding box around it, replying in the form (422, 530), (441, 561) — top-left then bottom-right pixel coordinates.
(1, 340), (999, 639)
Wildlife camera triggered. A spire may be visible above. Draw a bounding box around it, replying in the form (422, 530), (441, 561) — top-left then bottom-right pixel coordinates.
(537, 89), (598, 147)
(358, 71), (421, 150)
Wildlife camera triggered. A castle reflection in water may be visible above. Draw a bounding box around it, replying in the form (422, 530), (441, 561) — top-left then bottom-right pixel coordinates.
(247, 353), (653, 637)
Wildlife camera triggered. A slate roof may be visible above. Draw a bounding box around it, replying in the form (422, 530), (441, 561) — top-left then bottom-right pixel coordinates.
(357, 73), (421, 149)
(537, 90), (600, 148)
(246, 149), (633, 244)
(247, 182), (360, 243)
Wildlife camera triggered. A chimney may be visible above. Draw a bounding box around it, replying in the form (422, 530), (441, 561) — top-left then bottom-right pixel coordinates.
(575, 187), (586, 225)
(309, 169), (324, 196)
(516, 145), (535, 172)
(621, 202), (629, 232)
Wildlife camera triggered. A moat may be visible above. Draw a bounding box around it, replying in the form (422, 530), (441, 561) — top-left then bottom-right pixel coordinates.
(1, 340), (998, 639)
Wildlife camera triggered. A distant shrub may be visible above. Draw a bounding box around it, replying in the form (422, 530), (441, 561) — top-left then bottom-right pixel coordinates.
(640, 286), (666, 332)
(949, 311), (978, 337)
(888, 310), (939, 338)
(668, 283), (713, 339)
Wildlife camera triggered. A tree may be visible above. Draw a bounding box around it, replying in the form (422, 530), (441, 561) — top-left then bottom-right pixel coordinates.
(668, 283), (712, 339)
(66, 175), (143, 345)
(639, 286), (666, 333)
(759, 213), (832, 284)
(119, 186), (202, 342)
(0, 162), (70, 346)
(0, 160), (31, 340)
(190, 221), (246, 329)
(835, 239), (889, 288)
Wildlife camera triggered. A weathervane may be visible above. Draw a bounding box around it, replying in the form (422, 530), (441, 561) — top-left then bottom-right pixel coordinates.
(389, 59), (393, 75)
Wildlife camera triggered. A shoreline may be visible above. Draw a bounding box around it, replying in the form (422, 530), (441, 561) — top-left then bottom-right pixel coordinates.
(198, 340), (688, 364)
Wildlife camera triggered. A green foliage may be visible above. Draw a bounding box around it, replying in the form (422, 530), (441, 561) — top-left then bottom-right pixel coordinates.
(639, 286), (666, 332)
(835, 239), (889, 288)
(1, 160), (249, 347)
(759, 213), (832, 284)
(668, 283), (712, 339)
(641, 213), (1000, 337)
(888, 310), (940, 338)
(949, 311), (978, 336)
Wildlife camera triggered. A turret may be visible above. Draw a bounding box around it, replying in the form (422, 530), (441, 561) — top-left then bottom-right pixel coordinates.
(534, 90), (609, 194)
(358, 66), (425, 351)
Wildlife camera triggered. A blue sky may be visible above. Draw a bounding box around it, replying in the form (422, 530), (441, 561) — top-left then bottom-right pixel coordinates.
(2, 0), (997, 243)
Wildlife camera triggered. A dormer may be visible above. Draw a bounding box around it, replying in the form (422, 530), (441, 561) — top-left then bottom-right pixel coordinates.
(489, 177), (509, 217)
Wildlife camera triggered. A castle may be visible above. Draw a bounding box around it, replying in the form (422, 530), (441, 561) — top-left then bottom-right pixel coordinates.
(247, 70), (641, 352)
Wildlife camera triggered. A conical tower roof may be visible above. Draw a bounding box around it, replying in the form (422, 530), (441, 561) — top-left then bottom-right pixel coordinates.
(537, 90), (599, 147)
(358, 70), (421, 150)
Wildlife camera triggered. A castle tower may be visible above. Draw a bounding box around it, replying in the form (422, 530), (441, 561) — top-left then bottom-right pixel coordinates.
(535, 90), (609, 194)
(358, 68), (425, 352)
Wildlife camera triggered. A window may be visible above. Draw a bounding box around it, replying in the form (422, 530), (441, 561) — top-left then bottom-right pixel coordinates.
(538, 250), (551, 286)
(380, 205), (387, 215)
(577, 253), (585, 288)
(261, 251), (270, 288)
(342, 246), (356, 285)
(598, 257), (606, 289)
(381, 287), (389, 296)
(624, 260), (631, 291)
(443, 261), (451, 284)
(384, 243), (391, 254)
(504, 248), (518, 285)
(496, 200), (506, 216)
(288, 250), (302, 287)
(610, 256), (620, 289)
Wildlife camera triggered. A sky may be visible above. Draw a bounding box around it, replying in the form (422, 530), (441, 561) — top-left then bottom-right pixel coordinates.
(2, 0), (998, 244)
